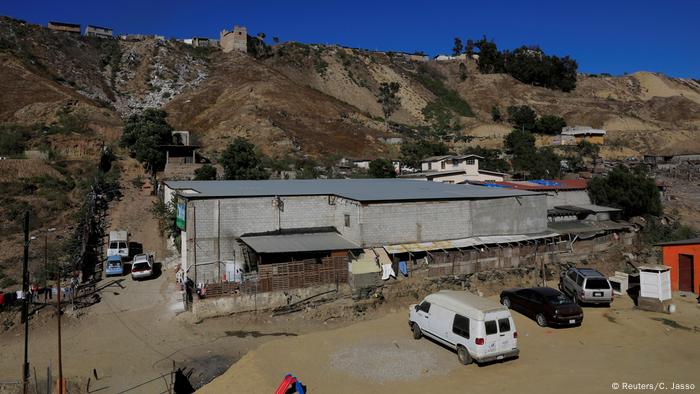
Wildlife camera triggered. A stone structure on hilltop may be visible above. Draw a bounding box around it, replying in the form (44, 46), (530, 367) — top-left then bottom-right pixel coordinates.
(220, 25), (247, 53)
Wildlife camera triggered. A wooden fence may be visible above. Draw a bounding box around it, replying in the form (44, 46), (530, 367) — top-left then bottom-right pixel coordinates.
(203, 256), (348, 298)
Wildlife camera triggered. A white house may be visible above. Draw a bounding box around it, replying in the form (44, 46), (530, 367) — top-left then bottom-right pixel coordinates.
(400, 155), (506, 184)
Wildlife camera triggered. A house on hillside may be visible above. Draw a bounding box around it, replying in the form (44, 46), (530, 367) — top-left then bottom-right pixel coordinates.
(47, 21), (81, 35)
(643, 151), (700, 169)
(159, 131), (217, 180)
(561, 126), (606, 144)
(220, 25), (247, 53)
(399, 155), (506, 183)
(84, 25), (113, 38)
(192, 37), (219, 48)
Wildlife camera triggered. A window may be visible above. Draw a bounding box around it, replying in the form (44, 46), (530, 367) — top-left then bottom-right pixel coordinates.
(576, 274), (585, 287)
(466, 159), (475, 165)
(109, 242), (119, 249)
(344, 214), (350, 227)
(428, 163), (432, 170)
(585, 278), (611, 289)
(498, 318), (511, 333)
(440, 161), (446, 170)
(419, 301), (431, 313)
(485, 320), (498, 335)
(452, 315), (470, 339)
(119, 242), (127, 249)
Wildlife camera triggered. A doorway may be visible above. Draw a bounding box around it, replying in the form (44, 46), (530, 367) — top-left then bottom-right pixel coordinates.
(678, 254), (694, 292)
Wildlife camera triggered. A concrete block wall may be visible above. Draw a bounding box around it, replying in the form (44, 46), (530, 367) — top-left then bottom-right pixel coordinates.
(360, 200), (473, 245)
(545, 190), (591, 209)
(469, 195), (547, 237)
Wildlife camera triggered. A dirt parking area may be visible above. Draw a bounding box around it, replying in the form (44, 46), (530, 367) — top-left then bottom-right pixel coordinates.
(201, 292), (700, 394)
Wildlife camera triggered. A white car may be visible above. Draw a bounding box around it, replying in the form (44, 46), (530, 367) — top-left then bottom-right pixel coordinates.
(409, 290), (519, 365)
(131, 254), (154, 280)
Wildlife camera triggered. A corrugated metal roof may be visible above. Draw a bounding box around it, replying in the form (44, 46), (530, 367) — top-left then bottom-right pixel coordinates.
(240, 232), (360, 253)
(164, 179), (540, 202)
(469, 179), (588, 191)
(383, 231), (559, 254)
(655, 237), (700, 247)
(572, 204), (621, 213)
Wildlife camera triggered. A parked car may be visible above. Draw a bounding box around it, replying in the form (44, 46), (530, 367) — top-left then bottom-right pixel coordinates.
(409, 290), (519, 365)
(107, 230), (129, 259)
(500, 287), (583, 327)
(559, 267), (613, 305)
(105, 255), (124, 277)
(131, 254), (154, 280)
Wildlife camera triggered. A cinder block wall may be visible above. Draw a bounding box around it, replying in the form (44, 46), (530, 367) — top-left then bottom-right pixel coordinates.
(185, 193), (547, 282)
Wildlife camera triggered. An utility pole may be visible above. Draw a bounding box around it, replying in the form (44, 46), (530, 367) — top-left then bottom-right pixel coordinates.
(57, 268), (63, 393)
(21, 211), (30, 394)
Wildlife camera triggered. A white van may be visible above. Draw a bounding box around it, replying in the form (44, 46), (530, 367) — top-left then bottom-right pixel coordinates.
(107, 230), (129, 259)
(409, 290), (519, 365)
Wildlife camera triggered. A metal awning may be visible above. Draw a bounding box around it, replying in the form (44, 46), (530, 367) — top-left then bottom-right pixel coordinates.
(547, 220), (630, 235)
(240, 232), (360, 254)
(383, 232), (560, 254)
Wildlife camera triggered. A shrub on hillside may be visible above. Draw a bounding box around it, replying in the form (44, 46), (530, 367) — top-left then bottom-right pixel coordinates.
(588, 166), (662, 217)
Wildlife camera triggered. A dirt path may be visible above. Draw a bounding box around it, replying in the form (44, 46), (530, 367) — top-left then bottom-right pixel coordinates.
(107, 156), (169, 259)
(200, 294), (700, 394)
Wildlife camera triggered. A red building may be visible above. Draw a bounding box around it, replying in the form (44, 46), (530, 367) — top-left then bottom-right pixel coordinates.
(657, 238), (700, 294)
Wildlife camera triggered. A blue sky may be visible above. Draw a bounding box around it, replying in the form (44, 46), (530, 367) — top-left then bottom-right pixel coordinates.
(2, 0), (698, 78)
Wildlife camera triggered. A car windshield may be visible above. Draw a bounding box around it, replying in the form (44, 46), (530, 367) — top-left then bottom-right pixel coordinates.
(546, 294), (572, 305)
(108, 262), (120, 268)
(132, 263), (150, 272)
(585, 278), (611, 289)
(109, 242), (119, 249)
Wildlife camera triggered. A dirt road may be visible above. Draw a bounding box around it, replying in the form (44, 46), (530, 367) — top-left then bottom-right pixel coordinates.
(201, 293), (700, 394)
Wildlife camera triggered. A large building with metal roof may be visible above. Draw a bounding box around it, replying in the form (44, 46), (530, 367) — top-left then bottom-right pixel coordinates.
(164, 179), (549, 284)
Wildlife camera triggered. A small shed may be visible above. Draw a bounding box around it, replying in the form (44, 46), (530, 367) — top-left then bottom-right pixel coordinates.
(656, 238), (700, 294)
(638, 265), (672, 301)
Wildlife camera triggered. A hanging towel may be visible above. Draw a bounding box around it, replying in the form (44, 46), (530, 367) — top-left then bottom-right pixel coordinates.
(399, 261), (408, 277)
(381, 264), (396, 280)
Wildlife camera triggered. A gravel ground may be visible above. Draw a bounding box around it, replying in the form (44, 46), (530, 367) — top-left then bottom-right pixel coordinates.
(329, 340), (456, 383)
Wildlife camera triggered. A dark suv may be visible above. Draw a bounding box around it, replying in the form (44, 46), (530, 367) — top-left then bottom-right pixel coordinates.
(559, 267), (613, 305)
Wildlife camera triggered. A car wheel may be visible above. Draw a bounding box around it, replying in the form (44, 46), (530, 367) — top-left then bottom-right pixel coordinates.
(457, 345), (473, 365)
(412, 323), (422, 340)
(536, 313), (547, 327)
(501, 296), (511, 309)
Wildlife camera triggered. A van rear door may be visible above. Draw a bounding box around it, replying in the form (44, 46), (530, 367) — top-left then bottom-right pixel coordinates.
(485, 310), (516, 356)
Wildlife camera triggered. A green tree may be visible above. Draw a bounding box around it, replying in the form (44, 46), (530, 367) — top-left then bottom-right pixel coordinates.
(465, 39), (474, 56)
(507, 105), (537, 132)
(193, 164), (217, 180)
(474, 36), (505, 73)
(534, 115), (566, 135)
(461, 146), (510, 172)
(369, 158), (397, 178)
(400, 139), (449, 169)
(220, 138), (270, 180)
(504, 129), (536, 156)
(588, 166), (662, 217)
(377, 82), (402, 130)
(452, 37), (463, 56)
(491, 105), (502, 122)
(120, 109), (173, 172)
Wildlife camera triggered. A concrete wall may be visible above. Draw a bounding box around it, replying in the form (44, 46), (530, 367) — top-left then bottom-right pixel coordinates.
(545, 190), (591, 209)
(220, 25), (247, 53)
(192, 283), (347, 319)
(469, 195), (547, 237)
(184, 193), (548, 281)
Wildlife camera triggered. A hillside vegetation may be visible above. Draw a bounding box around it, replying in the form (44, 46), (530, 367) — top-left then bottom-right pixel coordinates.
(2, 17), (700, 161)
